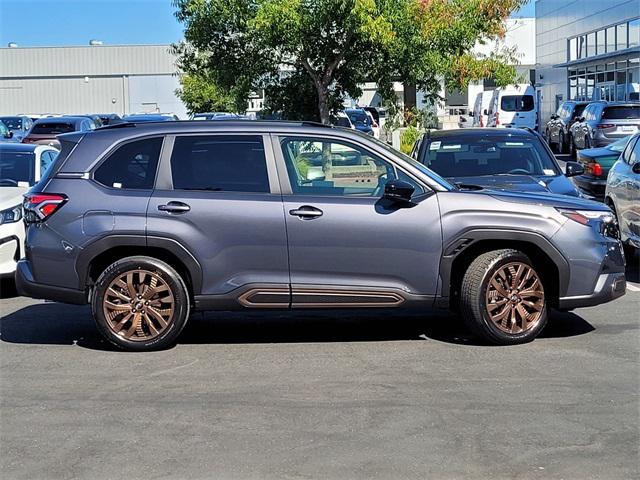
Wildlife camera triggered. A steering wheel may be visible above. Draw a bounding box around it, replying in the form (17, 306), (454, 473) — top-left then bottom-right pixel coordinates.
(507, 169), (530, 175)
(0, 178), (18, 186)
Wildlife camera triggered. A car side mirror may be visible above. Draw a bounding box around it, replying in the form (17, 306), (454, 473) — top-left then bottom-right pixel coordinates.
(483, 109), (488, 116)
(383, 180), (415, 203)
(632, 162), (640, 174)
(565, 161), (585, 177)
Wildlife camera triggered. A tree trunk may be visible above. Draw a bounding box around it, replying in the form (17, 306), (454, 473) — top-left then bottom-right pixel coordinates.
(317, 85), (330, 125)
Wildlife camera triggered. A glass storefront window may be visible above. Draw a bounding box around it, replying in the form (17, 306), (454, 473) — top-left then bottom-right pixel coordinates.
(569, 38), (577, 61)
(630, 19), (640, 48)
(587, 32), (596, 57)
(596, 29), (605, 55)
(617, 23), (628, 50)
(606, 26), (616, 52)
(616, 71), (627, 101)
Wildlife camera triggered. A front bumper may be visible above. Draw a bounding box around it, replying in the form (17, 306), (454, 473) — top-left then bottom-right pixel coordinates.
(15, 259), (87, 304)
(558, 272), (626, 309)
(0, 220), (25, 277)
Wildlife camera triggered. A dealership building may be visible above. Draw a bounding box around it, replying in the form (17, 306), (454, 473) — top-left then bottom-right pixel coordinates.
(0, 44), (187, 118)
(535, 0), (639, 122)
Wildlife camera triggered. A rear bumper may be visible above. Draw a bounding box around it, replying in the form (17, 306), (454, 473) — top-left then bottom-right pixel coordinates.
(15, 259), (87, 304)
(559, 272), (626, 309)
(573, 175), (607, 200)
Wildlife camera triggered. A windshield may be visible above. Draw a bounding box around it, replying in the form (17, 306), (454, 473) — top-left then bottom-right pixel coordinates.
(419, 134), (561, 178)
(607, 135), (632, 152)
(0, 151), (35, 186)
(366, 134), (454, 190)
(346, 111), (369, 125)
(501, 95), (534, 112)
(32, 122), (76, 134)
(0, 117), (22, 131)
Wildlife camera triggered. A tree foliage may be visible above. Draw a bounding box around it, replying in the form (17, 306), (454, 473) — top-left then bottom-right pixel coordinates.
(176, 74), (239, 115)
(173, 0), (525, 123)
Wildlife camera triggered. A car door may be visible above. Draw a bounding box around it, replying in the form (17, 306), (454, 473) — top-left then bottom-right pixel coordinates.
(273, 134), (443, 308)
(622, 137), (640, 240)
(146, 133), (290, 304)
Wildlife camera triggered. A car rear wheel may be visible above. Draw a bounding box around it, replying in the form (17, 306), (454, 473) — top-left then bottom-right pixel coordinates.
(91, 256), (190, 351)
(460, 249), (548, 345)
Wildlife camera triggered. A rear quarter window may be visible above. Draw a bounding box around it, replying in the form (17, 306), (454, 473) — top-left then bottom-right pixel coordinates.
(94, 137), (163, 190)
(500, 95), (534, 112)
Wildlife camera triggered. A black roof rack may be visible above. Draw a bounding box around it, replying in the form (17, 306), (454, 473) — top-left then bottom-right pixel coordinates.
(95, 121), (136, 130)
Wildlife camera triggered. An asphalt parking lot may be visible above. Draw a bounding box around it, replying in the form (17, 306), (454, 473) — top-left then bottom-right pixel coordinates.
(1, 254), (638, 479)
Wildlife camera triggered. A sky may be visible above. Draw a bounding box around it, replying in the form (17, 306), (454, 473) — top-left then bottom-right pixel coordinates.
(0, 0), (535, 48)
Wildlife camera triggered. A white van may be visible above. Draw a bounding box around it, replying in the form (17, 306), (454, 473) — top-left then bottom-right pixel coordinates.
(472, 91), (493, 127)
(487, 84), (537, 130)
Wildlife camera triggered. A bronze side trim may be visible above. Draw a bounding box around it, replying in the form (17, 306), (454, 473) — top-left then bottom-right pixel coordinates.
(237, 287), (290, 308)
(291, 288), (405, 308)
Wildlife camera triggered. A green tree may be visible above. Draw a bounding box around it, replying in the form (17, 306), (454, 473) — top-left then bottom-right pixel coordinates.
(176, 74), (239, 115)
(173, 0), (525, 124)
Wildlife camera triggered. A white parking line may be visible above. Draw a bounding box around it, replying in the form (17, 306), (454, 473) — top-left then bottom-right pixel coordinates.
(627, 283), (640, 292)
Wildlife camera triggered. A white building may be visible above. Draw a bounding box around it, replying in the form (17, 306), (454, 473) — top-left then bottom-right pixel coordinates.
(0, 44), (187, 118)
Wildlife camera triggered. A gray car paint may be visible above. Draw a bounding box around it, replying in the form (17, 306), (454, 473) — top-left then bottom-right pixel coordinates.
(18, 121), (626, 311)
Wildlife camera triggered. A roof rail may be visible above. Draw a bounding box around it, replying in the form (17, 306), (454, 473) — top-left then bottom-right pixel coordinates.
(95, 122), (136, 130)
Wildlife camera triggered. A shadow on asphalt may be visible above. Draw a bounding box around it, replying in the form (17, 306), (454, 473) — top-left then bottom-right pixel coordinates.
(0, 302), (594, 351)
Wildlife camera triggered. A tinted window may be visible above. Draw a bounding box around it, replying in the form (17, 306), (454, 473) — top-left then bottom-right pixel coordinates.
(573, 104), (587, 118)
(1, 117), (22, 130)
(602, 106), (640, 120)
(421, 135), (560, 178)
(280, 137), (424, 197)
(500, 95), (534, 112)
(40, 150), (58, 176)
(171, 136), (269, 193)
(94, 137), (162, 189)
(0, 151), (35, 185)
(32, 122), (76, 134)
(629, 137), (640, 165)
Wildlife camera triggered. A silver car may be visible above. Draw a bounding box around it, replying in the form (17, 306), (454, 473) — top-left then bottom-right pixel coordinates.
(570, 102), (640, 155)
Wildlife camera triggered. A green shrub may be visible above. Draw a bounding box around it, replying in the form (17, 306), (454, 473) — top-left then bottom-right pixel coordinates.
(400, 126), (421, 155)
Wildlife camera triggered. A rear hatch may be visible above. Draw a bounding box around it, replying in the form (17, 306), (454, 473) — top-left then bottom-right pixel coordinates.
(599, 105), (640, 139)
(499, 94), (536, 128)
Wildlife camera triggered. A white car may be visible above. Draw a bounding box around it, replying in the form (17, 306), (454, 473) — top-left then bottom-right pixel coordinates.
(487, 84), (538, 130)
(0, 144), (59, 277)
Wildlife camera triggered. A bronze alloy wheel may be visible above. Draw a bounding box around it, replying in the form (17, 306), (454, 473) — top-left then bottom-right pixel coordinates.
(102, 269), (175, 341)
(485, 262), (545, 334)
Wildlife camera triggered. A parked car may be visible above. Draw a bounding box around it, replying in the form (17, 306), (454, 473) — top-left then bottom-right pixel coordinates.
(92, 114), (124, 126)
(22, 117), (94, 149)
(123, 113), (179, 122)
(573, 136), (632, 200)
(192, 112), (238, 120)
(345, 108), (374, 135)
(544, 101), (590, 154)
(330, 112), (355, 129)
(570, 102), (640, 155)
(0, 143), (59, 278)
(364, 110), (380, 138)
(487, 84), (537, 130)
(16, 121), (625, 351)
(0, 120), (16, 143)
(0, 115), (34, 142)
(605, 132), (640, 256)
(472, 91), (493, 127)
(412, 128), (584, 197)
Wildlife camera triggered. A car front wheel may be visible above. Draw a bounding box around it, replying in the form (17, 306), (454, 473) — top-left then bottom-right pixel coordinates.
(460, 249), (548, 345)
(91, 256), (190, 351)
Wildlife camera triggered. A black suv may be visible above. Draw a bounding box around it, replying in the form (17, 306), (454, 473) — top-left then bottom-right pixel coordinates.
(17, 121), (626, 351)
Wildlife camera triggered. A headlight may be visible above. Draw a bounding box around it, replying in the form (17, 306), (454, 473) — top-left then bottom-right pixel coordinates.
(557, 208), (614, 226)
(0, 204), (23, 225)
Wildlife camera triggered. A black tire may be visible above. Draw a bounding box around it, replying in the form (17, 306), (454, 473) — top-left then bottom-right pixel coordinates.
(460, 249), (548, 345)
(91, 256), (190, 351)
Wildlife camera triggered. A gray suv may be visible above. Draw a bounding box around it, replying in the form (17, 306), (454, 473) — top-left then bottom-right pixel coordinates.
(16, 121), (626, 351)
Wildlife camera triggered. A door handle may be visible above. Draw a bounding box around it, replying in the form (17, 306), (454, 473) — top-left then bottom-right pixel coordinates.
(289, 206), (323, 219)
(158, 201), (191, 213)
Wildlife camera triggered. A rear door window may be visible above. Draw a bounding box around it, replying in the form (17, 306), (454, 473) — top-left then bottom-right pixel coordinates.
(170, 135), (270, 193)
(500, 95), (534, 112)
(94, 137), (163, 189)
(31, 122), (76, 134)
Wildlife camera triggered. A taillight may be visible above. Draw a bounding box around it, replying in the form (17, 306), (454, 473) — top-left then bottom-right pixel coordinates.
(495, 112), (500, 126)
(23, 193), (67, 223)
(480, 116), (484, 127)
(595, 123), (615, 129)
(586, 162), (603, 177)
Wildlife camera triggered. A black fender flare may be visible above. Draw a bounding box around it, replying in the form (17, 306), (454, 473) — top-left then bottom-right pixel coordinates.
(438, 228), (570, 301)
(75, 234), (203, 293)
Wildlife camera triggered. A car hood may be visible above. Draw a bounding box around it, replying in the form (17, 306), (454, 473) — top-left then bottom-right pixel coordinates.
(0, 186), (28, 210)
(472, 186), (608, 211)
(447, 174), (580, 197)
